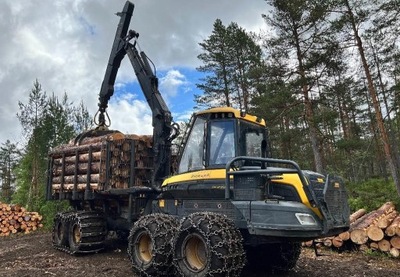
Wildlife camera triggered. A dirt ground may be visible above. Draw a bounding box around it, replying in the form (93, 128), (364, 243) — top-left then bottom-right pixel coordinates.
(1, 232), (400, 277)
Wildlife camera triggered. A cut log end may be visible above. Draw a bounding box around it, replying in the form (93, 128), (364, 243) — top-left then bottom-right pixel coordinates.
(350, 229), (369, 245)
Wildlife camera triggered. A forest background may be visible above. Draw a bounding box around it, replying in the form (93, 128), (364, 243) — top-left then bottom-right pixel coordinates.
(1, 0), (400, 227)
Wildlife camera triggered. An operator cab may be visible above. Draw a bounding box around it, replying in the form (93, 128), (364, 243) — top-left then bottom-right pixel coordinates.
(161, 107), (268, 197)
(178, 107), (268, 173)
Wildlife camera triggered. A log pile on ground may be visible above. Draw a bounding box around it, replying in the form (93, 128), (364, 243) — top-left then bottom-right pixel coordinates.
(49, 132), (154, 193)
(304, 202), (400, 258)
(0, 202), (43, 237)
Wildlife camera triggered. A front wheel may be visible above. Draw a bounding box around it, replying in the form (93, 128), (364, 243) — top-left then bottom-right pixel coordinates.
(128, 214), (178, 276)
(173, 212), (245, 277)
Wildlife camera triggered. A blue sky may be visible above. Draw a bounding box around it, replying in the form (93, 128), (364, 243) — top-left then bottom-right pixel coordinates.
(108, 66), (204, 134)
(0, 0), (267, 143)
(118, 67), (204, 119)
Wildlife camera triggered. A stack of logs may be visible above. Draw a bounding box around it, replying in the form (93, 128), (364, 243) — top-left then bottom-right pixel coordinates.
(0, 202), (43, 236)
(49, 133), (153, 193)
(304, 201), (400, 258)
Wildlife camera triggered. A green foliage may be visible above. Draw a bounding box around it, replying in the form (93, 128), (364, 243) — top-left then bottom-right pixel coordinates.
(0, 140), (20, 202)
(347, 178), (400, 212)
(39, 201), (70, 230)
(363, 248), (388, 258)
(196, 19), (263, 112)
(12, 151), (32, 206)
(6, 80), (91, 224)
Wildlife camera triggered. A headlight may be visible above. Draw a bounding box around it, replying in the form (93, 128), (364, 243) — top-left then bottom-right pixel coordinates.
(295, 213), (318, 226)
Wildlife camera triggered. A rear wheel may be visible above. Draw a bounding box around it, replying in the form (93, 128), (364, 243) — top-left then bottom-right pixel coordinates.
(67, 211), (107, 254)
(52, 213), (69, 247)
(128, 214), (178, 276)
(173, 212), (245, 277)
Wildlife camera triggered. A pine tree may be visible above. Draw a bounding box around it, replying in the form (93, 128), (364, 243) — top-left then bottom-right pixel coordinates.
(13, 80), (90, 210)
(196, 19), (262, 111)
(16, 80), (47, 209)
(262, 0), (336, 173)
(73, 100), (93, 134)
(0, 140), (20, 202)
(332, 0), (400, 194)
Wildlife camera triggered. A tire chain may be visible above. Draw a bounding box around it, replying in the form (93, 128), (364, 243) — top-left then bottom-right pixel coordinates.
(52, 210), (107, 255)
(175, 212), (246, 277)
(127, 213), (179, 277)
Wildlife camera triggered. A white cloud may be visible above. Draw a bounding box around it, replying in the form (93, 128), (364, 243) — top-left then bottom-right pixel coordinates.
(0, 0), (268, 145)
(159, 69), (189, 99)
(107, 93), (153, 135)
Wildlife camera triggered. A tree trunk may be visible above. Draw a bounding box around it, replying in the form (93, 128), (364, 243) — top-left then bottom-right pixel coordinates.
(344, 0), (400, 195)
(294, 33), (324, 173)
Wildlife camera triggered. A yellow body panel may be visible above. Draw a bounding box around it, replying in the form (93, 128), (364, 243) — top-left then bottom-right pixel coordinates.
(162, 168), (323, 218)
(162, 169), (227, 186)
(273, 174), (323, 218)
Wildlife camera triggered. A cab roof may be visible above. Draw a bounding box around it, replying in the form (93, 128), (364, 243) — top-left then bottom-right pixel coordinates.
(195, 107), (266, 127)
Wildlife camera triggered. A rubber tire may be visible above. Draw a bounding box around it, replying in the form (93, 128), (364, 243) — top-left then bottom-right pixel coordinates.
(68, 216), (82, 253)
(67, 211), (107, 253)
(128, 214), (178, 276)
(244, 242), (301, 273)
(173, 212), (245, 277)
(52, 213), (69, 247)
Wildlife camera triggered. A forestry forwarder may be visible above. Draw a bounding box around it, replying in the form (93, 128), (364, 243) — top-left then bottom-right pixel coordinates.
(46, 1), (350, 276)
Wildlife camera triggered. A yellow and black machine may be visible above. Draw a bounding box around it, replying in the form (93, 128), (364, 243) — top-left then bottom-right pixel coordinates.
(46, 2), (350, 276)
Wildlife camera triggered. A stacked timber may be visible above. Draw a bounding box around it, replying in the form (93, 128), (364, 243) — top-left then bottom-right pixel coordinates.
(304, 202), (400, 258)
(0, 202), (43, 237)
(49, 133), (154, 193)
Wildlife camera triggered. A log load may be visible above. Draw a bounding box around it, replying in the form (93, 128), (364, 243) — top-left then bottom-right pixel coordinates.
(386, 215), (400, 237)
(0, 202), (43, 237)
(350, 202), (395, 245)
(303, 202), (400, 258)
(350, 208), (367, 223)
(49, 133), (154, 194)
(328, 208), (367, 247)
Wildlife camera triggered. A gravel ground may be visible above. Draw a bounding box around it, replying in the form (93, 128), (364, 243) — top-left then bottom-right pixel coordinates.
(1, 231), (400, 277)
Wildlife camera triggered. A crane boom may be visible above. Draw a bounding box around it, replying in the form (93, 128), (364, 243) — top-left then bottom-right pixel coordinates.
(96, 1), (178, 188)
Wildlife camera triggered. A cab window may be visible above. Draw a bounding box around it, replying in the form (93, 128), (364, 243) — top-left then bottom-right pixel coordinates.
(178, 117), (206, 173)
(209, 120), (235, 166)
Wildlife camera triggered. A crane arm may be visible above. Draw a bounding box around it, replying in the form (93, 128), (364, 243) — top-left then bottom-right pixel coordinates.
(95, 1), (179, 188)
(96, 1), (134, 127)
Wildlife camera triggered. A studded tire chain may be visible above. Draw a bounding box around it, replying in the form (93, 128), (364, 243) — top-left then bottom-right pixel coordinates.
(127, 213), (179, 277)
(173, 212), (246, 277)
(52, 211), (107, 255)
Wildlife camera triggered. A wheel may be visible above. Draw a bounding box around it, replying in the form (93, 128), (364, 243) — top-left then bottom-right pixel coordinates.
(244, 242), (301, 273)
(68, 211), (107, 254)
(173, 212), (245, 277)
(128, 213), (179, 276)
(68, 218), (82, 253)
(52, 213), (69, 247)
